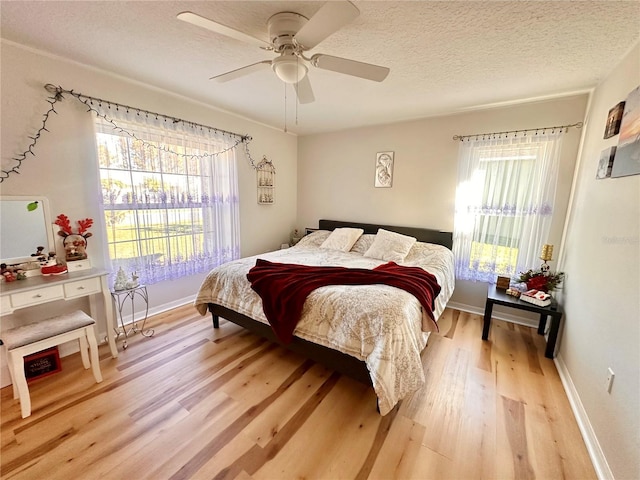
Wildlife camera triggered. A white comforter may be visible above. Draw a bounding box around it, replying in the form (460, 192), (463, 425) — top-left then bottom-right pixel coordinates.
(194, 230), (455, 414)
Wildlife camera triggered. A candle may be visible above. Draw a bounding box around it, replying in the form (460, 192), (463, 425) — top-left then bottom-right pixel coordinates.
(540, 244), (554, 262)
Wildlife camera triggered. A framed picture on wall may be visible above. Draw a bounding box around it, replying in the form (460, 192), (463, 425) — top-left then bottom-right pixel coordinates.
(604, 101), (625, 139)
(612, 85), (640, 178)
(596, 146), (616, 179)
(374, 151), (394, 188)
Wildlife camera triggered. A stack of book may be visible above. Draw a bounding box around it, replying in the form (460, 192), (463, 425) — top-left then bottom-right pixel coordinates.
(520, 289), (552, 307)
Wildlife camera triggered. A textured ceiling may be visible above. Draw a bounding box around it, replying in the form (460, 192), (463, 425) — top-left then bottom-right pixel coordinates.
(1, 1), (639, 135)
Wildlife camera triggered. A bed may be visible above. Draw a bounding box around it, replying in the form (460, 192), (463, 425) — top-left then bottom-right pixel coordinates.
(194, 219), (455, 414)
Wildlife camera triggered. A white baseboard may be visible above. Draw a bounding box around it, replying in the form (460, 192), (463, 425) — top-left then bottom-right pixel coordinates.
(96, 294), (196, 342)
(447, 301), (538, 328)
(554, 354), (612, 480)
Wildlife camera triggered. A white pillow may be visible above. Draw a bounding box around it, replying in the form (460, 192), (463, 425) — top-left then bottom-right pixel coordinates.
(350, 234), (376, 255)
(364, 228), (417, 262)
(295, 230), (330, 248)
(320, 227), (364, 252)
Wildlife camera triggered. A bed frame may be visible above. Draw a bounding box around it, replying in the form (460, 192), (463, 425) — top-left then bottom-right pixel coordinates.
(207, 219), (453, 387)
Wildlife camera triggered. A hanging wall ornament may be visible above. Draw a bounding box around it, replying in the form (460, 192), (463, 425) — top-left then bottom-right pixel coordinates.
(256, 156), (276, 204)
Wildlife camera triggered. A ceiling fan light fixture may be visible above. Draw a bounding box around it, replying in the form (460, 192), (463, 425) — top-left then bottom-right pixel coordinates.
(272, 55), (308, 84)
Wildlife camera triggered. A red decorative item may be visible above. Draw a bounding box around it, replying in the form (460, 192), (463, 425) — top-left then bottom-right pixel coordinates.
(3, 271), (17, 282)
(54, 214), (73, 235)
(526, 275), (548, 292)
(54, 214), (94, 262)
(24, 347), (62, 383)
(41, 264), (68, 276)
(77, 218), (93, 235)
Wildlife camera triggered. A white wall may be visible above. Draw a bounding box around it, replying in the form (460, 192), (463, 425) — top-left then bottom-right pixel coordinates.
(0, 41), (297, 381)
(297, 95), (588, 319)
(558, 43), (639, 479)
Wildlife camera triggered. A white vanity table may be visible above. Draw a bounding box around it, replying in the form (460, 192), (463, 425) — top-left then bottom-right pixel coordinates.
(0, 269), (118, 358)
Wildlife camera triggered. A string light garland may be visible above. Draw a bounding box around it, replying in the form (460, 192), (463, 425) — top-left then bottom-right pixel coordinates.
(1, 84), (261, 183)
(452, 122), (583, 141)
(1, 88), (61, 182)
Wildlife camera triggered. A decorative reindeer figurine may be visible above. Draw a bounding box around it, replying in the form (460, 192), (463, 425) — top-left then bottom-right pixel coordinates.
(54, 214), (93, 262)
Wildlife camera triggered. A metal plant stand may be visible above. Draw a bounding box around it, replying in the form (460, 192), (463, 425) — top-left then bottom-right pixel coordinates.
(110, 285), (153, 349)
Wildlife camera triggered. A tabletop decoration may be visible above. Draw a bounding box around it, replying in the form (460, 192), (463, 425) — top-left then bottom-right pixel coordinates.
(54, 214), (93, 262)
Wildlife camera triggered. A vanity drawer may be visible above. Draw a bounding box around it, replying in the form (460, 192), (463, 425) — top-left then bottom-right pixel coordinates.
(66, 259), (92, 272)
(11, 285), (64, 308)
(64, 277), (101, 298)
(1, 295), (13, 315)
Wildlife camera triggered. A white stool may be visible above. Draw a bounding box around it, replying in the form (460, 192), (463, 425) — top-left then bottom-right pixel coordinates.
(1, 310), (103, 418)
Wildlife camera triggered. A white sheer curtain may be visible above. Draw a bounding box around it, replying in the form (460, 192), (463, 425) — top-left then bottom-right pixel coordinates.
(453, 130), (564, 282)
(92, 107), (240, 286)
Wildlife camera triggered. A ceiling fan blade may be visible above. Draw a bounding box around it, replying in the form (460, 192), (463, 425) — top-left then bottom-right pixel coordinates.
(293, 1), (360, 50)
(293, 76), (315, 104)
(177, 11), (271, 49)
(311, 54), (390, 82)
(210, 61), (272, 82)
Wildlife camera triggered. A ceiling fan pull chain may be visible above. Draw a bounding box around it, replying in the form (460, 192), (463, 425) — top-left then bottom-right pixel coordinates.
(283, 82), (288, 133)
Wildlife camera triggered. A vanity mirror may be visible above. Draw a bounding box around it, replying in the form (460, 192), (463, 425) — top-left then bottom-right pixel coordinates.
(0, 196), (55, 266)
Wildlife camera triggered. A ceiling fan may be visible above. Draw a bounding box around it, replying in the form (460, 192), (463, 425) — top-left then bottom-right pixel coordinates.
(177, 1), (390, 104)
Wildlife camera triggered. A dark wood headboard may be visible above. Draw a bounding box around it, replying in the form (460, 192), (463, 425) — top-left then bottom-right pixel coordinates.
(318, 219), (453, 249)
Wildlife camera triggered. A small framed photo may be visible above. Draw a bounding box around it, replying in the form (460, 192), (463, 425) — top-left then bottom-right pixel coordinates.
(612, 86), (640, 178)
(374, 151), (394, 188)
(604, 101), (625, 139)
(596, 146), (616, 179)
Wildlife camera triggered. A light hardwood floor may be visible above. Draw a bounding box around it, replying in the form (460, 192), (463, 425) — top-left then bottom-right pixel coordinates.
(1, 306), (596, 479)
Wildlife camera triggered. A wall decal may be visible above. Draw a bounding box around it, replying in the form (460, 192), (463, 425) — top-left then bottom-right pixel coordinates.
(374, 151), (394, 188)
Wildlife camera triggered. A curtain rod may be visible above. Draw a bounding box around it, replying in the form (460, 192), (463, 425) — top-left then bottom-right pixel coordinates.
(44, 84), (251, 142)
(452, 121), (583, 141)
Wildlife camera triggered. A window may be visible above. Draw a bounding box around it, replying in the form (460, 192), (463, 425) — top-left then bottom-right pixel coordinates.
(452, 131), (564, 282)
(94, 113), (240, 285)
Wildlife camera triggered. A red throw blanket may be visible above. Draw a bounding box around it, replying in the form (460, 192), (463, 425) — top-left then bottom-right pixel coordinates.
(247, 259), (441, 344)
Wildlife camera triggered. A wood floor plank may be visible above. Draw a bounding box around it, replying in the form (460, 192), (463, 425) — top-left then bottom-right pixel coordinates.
(493, 320), (545, 404)
(366, 414), (426, 479)
(158, 359), (322, 479)
(449, 310), (483, 352)
(103, 391), (240, 480)
(419, 346), (469, 458)
(213, 372), (342, 480)
(0, 308), (597, 480)
(439, 308), (458, 339)
(309, 389), (395, 480)
(131, 339), (274, 419)
(242, 363), (332, 448)
(0, 427), (76, 477)
(452, 364), (497, 479)
(409, 443), (454, 479)
(249, 375), (375, 480)
(500, 395), (536, 480)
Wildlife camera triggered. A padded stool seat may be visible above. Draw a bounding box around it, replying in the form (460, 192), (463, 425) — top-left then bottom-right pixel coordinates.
(2, 310), (102, 418)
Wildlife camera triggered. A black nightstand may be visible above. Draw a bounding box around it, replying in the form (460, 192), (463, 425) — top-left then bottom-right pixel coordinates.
(482, 284), (563, 358)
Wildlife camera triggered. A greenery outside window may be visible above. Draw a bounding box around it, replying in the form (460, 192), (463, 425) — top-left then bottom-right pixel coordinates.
(94, 114), (240, 285)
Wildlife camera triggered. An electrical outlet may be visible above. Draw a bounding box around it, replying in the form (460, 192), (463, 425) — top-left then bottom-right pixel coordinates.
(606, 368), (615, 393)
